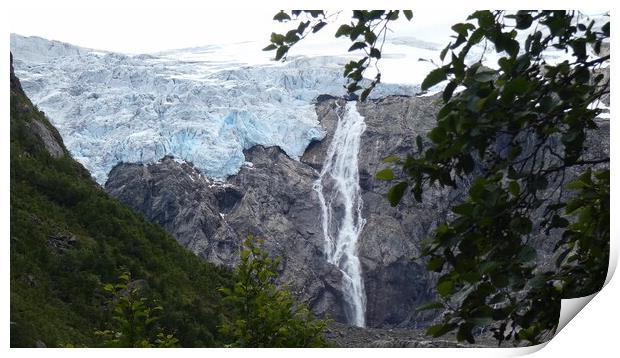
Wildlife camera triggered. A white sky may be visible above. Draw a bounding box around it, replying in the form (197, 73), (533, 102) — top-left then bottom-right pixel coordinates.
(7, 1), (481, 85)
(8, 2), (472, 54)
(8, 0), (609, 55)
(7, 0), (609, 85)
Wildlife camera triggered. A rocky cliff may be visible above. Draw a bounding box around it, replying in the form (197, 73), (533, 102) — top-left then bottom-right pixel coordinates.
(105, 95), (452, 328)
(105, 93), (609, 329)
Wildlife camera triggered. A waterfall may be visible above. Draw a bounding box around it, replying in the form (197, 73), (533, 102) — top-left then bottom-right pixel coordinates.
(313, 100), (367, 327)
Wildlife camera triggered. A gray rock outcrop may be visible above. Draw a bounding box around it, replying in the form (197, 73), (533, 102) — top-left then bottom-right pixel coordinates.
(105, 95), (451, 328)
(106, 148), (350, 323)
(104, 93), (609, 329)
(11, 52), (67, 159)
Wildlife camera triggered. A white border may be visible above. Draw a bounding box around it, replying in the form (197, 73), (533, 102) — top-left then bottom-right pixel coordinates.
(3, 1), (617, 357)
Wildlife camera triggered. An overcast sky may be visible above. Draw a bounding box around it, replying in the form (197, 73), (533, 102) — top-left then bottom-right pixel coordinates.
(9, 1), (609, 87)
(9, 0), (608, 54)
(8, 1), (484, 54)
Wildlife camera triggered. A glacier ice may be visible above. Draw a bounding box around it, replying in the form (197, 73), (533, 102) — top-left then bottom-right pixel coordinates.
(10, 34), (414, 184)
(11, 27), (598, 185)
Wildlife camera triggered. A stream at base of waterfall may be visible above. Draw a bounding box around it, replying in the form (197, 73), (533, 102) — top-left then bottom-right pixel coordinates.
(314, 101), (367, 327)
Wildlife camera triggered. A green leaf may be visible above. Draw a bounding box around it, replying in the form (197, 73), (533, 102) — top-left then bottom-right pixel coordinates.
(549, 215), (570, 229)
(262, 44), (277, 51)
(285, 29), (300, 43)
(427, 323), (455, 337)
(459, 154), (474, 173)
(364, 31), (377, 44)
(468, 10), (494, 29)
(413, 184), (423, 202)
(403, 10), (413, 21)
(437, 280), (454, 297)
(515, 13), (533, 30)
(360, 88), (371, 102)
(297, 20), (309, 34)
(452, 202), (474, 216)
(574, 66), (590, 83)
(241, 250), (250, 261)
(416, 302), (444, 311)
(457, 323), (475, 343)
(270, 32), (285, 45)
(376, 168), (395, 181)
(308, 10), (324, 18)
(348, 42), (367, 52)
(428, 127), (447, 143)
(469, 28), (484, 45)
(490, 273), (509, 288)
(273, 11), (291, 22)
(387, 182), (408, 207)
(508, 181), (520, 196)
(368, 10), (385, 20)
(505, 77), (530, 96)
(505, 39), (520, 57)
(451, 23), (475, 36)
(416, 135), (424, 152)
(421, 67), (447, 90)
(387, 11), (399, 20)
(335, 24), (352, 38)
(275, 46), (289, 61)
(480, 261), (499, 273)
(370, 48), (381, 59)
(442, 81), (458, 102)
(426, 256), (445, 272)
(439, 43), (451, 61)
(312, 21), (327, 33)
(383, 155), (400, 163)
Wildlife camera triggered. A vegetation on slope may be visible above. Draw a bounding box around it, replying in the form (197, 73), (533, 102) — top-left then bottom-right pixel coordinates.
(10, 56), (233, 347)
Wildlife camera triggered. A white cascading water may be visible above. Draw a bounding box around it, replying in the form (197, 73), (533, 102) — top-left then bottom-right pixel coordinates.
(313, 101), (367, 327)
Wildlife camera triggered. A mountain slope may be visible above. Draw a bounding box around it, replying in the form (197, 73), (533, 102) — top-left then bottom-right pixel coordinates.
(10, 54), (232, 347)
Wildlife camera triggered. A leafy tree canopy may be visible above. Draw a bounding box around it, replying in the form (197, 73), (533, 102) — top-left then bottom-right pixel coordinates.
(266, 10), (610, 345)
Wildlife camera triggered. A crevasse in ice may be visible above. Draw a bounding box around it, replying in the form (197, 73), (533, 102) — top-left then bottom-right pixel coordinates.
(10, 34), (413, 184)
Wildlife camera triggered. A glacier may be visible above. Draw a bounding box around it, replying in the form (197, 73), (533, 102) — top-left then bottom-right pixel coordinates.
(12, 21), (598, 185)
(10, 34), (414, 183)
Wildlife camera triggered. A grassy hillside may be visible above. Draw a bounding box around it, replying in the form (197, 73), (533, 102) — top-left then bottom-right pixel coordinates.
(10, 55), (232, 347)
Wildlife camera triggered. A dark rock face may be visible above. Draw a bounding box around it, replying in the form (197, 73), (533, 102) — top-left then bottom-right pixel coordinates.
(105, 93), (609, 329)
(302, 96), (456, 327)
(105, 95), (451, 328)
(106, 148), (350, 323)
(106, 157), (228, 260)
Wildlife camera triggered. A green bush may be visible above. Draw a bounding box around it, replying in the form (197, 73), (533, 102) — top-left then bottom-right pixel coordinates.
(94, 271), (179, 348)
(219, 235), (329, 347)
